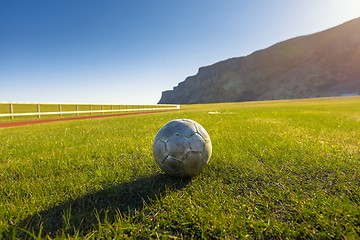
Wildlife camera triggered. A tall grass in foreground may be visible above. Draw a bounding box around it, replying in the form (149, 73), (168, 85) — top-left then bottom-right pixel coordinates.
(0, 97), (359, 239)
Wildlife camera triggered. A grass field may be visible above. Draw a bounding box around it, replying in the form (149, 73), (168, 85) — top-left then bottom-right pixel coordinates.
(0, 97), (359, 239)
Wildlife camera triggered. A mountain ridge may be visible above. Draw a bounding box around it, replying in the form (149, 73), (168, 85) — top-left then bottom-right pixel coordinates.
(158, 17), (360, 104)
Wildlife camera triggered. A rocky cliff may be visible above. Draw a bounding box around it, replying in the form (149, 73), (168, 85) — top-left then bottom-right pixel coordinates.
(158, 17), (360, 104)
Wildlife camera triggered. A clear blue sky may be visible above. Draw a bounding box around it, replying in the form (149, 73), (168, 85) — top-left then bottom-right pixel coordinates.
(1, 0), (359, 104)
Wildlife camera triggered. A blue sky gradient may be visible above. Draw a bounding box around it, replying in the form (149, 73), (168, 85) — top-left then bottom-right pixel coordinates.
(1, 0), (359, 104)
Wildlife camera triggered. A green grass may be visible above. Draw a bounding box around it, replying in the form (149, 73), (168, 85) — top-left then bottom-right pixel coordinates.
(0, 97), (359, 239)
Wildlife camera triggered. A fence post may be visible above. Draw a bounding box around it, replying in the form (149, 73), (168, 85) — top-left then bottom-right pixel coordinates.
(76, 105), (79, 116)
(101, 105), (104, 114)
(90, 105), (92, 115)
(9, 103), (14, 119)
(59, 104), (62, 117)
(37, 104), (41, 118)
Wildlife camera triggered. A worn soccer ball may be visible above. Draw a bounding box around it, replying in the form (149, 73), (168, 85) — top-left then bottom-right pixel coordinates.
(153, 119), (212, 177)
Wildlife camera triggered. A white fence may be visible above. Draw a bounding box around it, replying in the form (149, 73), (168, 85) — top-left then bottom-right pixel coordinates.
(0, 102), (180, 119)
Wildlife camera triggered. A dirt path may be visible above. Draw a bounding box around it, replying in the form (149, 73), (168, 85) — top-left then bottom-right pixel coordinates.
(0, 110), (172, 129)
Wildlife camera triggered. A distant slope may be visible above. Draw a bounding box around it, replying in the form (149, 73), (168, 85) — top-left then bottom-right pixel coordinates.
(159, 17), (360, 104)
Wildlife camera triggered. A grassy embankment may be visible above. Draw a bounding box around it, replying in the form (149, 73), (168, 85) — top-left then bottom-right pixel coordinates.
(0, 97), (359, 239)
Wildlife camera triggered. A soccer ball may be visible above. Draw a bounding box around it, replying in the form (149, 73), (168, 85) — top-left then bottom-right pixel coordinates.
(153, 119), (212, 177)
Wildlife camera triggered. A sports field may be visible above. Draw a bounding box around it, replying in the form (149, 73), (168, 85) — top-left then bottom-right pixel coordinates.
(0, 97), (359, 239)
